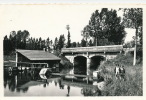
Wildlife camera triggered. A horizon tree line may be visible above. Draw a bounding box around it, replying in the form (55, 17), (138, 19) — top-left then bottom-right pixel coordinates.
(3, 29), (82, 55)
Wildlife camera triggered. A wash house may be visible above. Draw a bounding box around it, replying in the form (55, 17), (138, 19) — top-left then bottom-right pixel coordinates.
(16, 49), (61, 71)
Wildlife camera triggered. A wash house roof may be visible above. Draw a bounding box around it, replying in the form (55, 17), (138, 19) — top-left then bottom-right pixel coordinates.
(16, 49), (61, 61)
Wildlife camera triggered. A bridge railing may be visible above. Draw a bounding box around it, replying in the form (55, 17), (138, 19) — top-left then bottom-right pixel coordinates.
(62, 45), (123, 53)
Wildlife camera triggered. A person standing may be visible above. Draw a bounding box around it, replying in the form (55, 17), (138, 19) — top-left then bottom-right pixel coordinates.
(120, 65), (126, 81)
(114, 64), (121, 80)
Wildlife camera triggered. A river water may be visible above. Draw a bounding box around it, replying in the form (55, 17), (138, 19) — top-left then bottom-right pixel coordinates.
(4, 68), (102, 96)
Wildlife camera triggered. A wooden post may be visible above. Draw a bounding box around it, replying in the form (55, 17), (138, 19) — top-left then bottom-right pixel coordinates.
(21, 64), (22, 71)
(72, 56), (74, 74)
(15, 75), (17, 87)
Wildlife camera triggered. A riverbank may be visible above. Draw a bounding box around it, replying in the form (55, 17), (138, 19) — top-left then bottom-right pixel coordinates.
(98, 53), (142, 96)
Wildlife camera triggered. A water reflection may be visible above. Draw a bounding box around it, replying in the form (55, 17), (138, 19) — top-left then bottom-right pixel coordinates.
(4, 68), (102, 96)
(59, 79), (64, 89)
(67, 85), (70, 96)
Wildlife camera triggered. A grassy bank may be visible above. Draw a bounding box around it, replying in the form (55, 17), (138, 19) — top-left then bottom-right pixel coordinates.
(99, 53), (142, 96)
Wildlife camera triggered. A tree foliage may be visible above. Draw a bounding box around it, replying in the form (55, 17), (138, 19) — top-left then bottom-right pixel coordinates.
(3, 30), (55, 54)
(67, 31), (71, 48)
(81, 38), (86, 47)
(81, 25), (90, 46)
(82, 8), (126, 46)
(122, 8), (142, 46)
(71, 42), (77, 48)
(58, 34), (65, 50)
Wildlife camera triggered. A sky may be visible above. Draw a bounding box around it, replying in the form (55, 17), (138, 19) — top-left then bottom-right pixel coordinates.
(0, 4), (135, 43)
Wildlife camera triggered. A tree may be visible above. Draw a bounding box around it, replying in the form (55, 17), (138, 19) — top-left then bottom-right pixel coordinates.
(81, 38), (86, 47)
(54, 37), (58, 50)
(9, 31), (17, 50)
(41, 40), (46, 50)
(81, 25), (90, 46)
(49, 40), (53, 52)
(83, 8), (126, 46)
(3, 35), (12, 55)
(88, 39), (93, 46)
(123, 40), (135, 48)
(15, 30), (30, 49)
(58, 34), (65, 50)
(45, 37), (50, 48)
(76, 42), (81, 47)
(122, 8), (142, 65)
(50, 40), (53, 47)
(35, 38), (39, 50)
(38, 37), (42, 50)
(71, 42), (77, 47)
(66, 25), (71, 48)
(21, 30), (30, 42)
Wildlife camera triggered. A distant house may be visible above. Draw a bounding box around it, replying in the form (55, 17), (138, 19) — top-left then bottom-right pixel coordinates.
(16, 49), (61, 70)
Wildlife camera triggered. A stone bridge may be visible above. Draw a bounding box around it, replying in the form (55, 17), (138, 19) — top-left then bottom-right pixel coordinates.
(61, 45), (123, 75)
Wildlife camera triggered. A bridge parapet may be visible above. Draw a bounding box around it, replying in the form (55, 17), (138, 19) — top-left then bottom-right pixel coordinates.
(62, 45), (123, 53)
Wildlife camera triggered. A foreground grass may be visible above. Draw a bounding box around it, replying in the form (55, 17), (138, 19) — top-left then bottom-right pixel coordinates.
(99, 54), (142, 96)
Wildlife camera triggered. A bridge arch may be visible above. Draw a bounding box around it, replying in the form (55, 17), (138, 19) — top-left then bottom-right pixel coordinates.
(73, 55), (105, 75)
(74, 56), (87, 75)
(89, 56), (105, 71)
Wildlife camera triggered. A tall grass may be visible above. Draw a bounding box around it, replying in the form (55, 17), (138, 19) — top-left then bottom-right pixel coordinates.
(99, 53), (142, 96)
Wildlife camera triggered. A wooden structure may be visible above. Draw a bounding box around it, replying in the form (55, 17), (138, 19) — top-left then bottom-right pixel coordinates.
(16, 49), (61, 70)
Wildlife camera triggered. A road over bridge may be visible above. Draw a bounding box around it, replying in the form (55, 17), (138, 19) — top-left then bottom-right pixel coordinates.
(61, 45), (123, 75)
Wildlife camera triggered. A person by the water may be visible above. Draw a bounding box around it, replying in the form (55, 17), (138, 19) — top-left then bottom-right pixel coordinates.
(114, 63), (126, 81)
(114, 64), (121, 79)
(120, 65), (126, 81)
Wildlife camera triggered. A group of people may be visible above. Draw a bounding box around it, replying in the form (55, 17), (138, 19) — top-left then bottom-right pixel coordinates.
(114, 63), (126, 80)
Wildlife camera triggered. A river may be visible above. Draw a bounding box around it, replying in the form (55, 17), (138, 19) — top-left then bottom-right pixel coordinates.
(4, 68), (102, 96)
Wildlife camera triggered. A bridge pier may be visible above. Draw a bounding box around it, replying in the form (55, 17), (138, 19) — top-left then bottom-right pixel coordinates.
(87, 57), (91, 75)
(70, 57), (74, 75)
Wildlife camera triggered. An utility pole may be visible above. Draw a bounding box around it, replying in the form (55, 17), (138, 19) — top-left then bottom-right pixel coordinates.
(133, 28), (138, 66)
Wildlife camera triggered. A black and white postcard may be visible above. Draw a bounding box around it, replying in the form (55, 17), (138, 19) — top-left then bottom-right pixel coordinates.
(0, 1), (145, 99)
